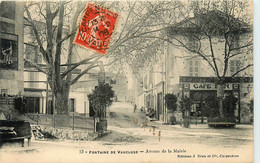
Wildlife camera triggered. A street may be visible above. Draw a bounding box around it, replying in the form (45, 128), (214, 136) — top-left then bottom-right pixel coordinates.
(0, 102), (254, 163)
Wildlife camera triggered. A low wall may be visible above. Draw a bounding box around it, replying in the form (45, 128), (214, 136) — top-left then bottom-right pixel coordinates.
(42, 127), (98, 141)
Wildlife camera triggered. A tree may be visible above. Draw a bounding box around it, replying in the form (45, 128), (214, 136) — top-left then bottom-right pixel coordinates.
(249, 99), (254, 114)
(24, 1), (85, 114)
(165, 93), (178, 112)
(87, 83), (115, 119)
(179, 95), (192, 128)
(223, 93), (238, 118)
(23, 1), (187, 114)
(166, 0), (253, 118)
(165, 93), (178, 125)
(205, 95), (219, 118)
(249, 98), (254, 124)
(179, 95), (192, 118)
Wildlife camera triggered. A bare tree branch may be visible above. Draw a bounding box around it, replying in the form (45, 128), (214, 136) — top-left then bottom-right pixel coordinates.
(24, 9), (50, 65)
(231, 64), (253, 77)
(52, 7), (59, 19)
(116, 1), (136, 42)
(208, 36), (220, 78)
(54, 1), (65, 92)
(45, 2), (54, 64)
(60, 31), (77, 44)
(37, 3), (46, 20)
(170, 36), (217, 74)
(61, 54), (100, 79)
(71, 65), (99, 85)
(229, 42), (253, 52)
(24, 59), (47, 74)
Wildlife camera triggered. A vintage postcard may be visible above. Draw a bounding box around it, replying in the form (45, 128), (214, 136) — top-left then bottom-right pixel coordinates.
(0, 0), (256, 162)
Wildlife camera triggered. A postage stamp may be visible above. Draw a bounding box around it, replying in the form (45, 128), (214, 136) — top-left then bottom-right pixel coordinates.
(74, 3), (119, 55)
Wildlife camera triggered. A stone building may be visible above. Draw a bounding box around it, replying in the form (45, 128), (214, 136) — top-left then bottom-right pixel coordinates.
(0, 1), (24, 118)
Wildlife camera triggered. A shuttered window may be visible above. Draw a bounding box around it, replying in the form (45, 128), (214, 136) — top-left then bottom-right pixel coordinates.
(188, 60), (199, 77)
(230, 60), (241, 76)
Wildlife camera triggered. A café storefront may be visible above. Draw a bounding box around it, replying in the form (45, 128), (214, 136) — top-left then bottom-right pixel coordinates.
(179, 76), (253, 123)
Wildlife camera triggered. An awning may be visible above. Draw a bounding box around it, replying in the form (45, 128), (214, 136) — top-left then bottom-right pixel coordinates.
(23, 91), (43, 97)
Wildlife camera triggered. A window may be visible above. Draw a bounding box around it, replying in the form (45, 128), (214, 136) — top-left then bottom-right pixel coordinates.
(1, 89), (8, 97)
(188, 60), (199, 76)
(168, 54), (175, 77)
(29, 72), (39, 87)
(144, 75), (147, 89)
(187, 37), (199, 50)
(189, 60), (193, 76)
(231, 35), (240, 51)
(149, 69), (153, 84)
(69, 98), (75, 112)
(230, 60), (241, 76)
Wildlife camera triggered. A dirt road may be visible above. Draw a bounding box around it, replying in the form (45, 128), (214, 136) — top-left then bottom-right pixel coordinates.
(1, 102), (254, 163)
(98, 102), (253, 148)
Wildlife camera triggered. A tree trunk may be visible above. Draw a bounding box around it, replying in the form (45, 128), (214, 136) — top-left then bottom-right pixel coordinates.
(55, 84), (70, 114)
(183, 111), (191, 128)
(217, 83), (224, 118)
(55, 91), (69, 114)
(100, 105), (106, 120)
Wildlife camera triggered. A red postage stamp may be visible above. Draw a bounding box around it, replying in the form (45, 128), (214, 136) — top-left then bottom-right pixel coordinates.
(74, 3), (119, 55)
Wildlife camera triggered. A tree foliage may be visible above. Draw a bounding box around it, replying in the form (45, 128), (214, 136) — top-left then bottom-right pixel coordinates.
(165, 93), (178, 112)
(88, 83), (115, 119)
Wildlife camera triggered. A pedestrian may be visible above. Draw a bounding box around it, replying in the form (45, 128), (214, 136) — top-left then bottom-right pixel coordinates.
(134, 104), (137, 113)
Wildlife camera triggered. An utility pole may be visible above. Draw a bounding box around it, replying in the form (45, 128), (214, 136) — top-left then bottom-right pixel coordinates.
(45, 78), (49, 114)
(164, 37), (168, 124)
(52, 66), (55, 128)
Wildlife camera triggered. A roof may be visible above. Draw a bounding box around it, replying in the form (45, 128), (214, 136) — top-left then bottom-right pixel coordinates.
(167, 10), (252, 36)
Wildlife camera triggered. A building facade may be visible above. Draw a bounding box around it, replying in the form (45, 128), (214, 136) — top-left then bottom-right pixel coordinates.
(0, 1), (24, 96)
(140, 10), (253, 124)
(108, 73), (128, 102)
(0, 1), (24, 118)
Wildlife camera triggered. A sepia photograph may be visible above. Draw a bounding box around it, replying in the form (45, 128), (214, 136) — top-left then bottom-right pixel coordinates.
(0, 0), (256, 162)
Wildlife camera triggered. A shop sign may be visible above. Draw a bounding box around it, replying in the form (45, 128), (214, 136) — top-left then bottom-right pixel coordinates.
(189, 83), (233, 90)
